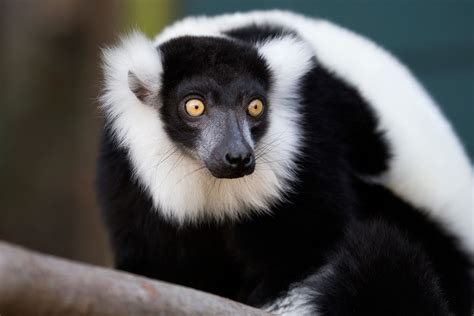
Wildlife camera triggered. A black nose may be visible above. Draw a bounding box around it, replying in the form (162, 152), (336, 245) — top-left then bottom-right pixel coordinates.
(224, 151), (255, 174)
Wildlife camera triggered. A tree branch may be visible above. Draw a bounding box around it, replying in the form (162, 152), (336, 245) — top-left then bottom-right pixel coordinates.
(0, 241), (270, 315)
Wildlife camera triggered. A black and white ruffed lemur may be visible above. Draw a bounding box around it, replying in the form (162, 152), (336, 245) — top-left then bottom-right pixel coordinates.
(97, 10), (473, 315)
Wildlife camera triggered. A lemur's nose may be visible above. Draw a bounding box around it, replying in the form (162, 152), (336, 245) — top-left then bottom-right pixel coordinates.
(224, 151), (255, 174)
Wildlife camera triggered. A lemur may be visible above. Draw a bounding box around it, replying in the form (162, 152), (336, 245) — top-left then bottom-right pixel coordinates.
(98, 11), (472, 315)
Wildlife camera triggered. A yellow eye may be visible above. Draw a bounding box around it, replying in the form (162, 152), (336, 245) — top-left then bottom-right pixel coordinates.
(247, 99), (264, 117)
(185, 99), (205, 117)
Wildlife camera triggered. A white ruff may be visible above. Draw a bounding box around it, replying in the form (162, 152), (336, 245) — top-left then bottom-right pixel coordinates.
(101, 31), (312, 223)
(102, 11), (473, 255)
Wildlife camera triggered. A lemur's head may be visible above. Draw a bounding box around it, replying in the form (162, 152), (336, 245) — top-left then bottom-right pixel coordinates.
(152, 36), (270, 179)
(101, 31), (314, 222)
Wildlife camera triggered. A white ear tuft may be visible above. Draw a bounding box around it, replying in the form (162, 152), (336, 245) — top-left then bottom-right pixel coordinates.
(128, 70), (154, 103)
(101, 31), (162, 114)
(257, 36), (314, 89)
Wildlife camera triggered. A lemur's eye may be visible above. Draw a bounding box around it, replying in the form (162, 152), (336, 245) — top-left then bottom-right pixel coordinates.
(185, 99), (205, 117)
(247, 99), (264, 117)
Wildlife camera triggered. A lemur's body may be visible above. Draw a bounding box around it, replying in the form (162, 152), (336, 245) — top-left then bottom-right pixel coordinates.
(98, 11), (472, 315)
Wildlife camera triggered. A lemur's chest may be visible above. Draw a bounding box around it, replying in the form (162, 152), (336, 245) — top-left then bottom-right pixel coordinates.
(147, 204), (346, 303)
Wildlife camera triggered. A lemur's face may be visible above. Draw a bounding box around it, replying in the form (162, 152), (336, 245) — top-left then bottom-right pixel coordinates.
(158, 37), (271, 179)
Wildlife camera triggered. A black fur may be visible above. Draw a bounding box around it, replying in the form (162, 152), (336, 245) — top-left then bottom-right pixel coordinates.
(293, 219), (455, 316)
(224, 24), (297, 43)
(98, 24), (471, 315)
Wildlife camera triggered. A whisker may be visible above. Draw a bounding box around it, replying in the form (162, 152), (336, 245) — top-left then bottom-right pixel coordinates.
(142, 145), (180, 173)
(172, 165), (207, 186)
(160, 152), (185, 186)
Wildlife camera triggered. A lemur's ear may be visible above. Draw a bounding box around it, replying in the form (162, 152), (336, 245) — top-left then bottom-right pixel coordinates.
(102, 31), (162, 109)
(128, 71), (152, 103)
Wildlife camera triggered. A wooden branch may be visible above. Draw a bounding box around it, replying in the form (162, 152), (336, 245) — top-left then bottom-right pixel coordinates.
(0, 241), (270, 315)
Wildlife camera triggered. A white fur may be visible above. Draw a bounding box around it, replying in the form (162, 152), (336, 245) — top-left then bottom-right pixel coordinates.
(263, 265), (336, 316)
(263, 286), (315, 316)
(263, 264), (340, 315)
(103, 11), (473, 254)
(101, 30), (313, 223)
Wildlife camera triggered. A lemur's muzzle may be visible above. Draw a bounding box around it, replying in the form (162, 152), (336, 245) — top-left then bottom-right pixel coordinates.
(206, 112), (255, 179)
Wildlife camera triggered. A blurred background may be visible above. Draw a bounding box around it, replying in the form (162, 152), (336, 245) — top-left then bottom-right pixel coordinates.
(0, 0), (472, 267)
